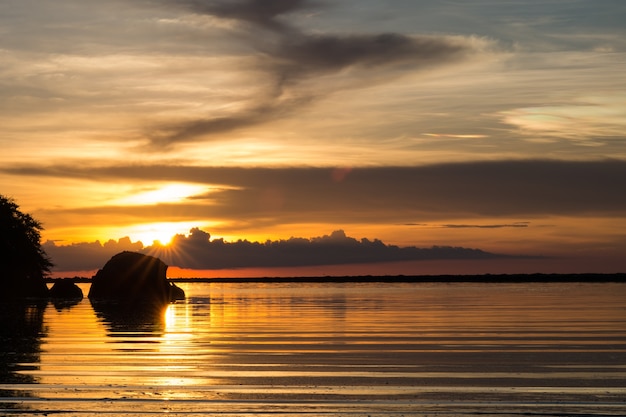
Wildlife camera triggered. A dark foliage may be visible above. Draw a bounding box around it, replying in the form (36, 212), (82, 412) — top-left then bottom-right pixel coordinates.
(0, 195), (52, 299)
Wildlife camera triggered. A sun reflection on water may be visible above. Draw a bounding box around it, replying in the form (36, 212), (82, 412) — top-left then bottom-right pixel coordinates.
(156, 302), (197, 389)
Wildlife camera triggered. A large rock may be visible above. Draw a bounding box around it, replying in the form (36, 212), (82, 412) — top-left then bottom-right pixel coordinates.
(88, 251), (183, 306)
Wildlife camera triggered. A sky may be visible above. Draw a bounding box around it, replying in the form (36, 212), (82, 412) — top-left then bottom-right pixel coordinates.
(1, 0), (625, 277)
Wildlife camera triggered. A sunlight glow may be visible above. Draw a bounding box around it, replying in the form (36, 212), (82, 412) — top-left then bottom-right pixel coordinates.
(127, 222), (201, 246)
(157, 302), (201, 391)
(117, 183), (206, 206)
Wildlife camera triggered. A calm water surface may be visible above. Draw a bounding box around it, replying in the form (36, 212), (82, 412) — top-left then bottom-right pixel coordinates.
(1, 282), (625, 416)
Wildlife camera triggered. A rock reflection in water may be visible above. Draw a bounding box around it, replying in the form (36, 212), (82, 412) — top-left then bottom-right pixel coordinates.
(90, 301), (167, 341)
(51, 297), (82, 312)
(0, 301), (47, 413)
(0, 301), (46, 384)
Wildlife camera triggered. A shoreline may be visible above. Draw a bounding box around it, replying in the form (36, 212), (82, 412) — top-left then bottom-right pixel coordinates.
(47, 272), (626, 284)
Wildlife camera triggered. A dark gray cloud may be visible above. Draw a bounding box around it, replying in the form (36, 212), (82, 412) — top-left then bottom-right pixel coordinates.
(150, 103), (286, 147)
(147, 0), (478, 147)
(146, 228), (505, 270)
(276, 33), (468, 76)
(177, 0), (318, 34)
(439, 223), (530, 229)
(150, 94), (312, 147)
(43, 237), (144, 272)
(6, 159), (626, 223)
(46, 228), (504, 272)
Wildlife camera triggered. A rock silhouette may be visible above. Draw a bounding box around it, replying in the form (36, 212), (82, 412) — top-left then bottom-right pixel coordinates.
(49, 279), (83, 300)
(88, 251), (184, 306)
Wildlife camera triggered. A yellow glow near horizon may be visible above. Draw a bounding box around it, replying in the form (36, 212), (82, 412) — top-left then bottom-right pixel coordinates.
(117, 183), (206, 206)
(103, 183), (209, 245)
(127, 222), (201, 246)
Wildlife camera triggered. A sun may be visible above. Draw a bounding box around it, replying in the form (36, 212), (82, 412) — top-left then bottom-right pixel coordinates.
(109, 183), (210, 245)
(97, 183), (218, 246)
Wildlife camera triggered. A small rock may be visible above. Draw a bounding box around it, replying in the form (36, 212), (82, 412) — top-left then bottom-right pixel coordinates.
(49, 279), (83, 300)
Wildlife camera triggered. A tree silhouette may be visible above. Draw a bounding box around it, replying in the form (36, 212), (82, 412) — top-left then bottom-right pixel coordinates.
(0, 195), (52, 299)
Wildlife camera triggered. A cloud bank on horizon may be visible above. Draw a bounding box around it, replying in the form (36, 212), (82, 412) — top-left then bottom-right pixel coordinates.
(43, 229), (507, 273)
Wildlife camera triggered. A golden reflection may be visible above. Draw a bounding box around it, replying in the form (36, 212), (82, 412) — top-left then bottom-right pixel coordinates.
(19, 282), (626, 412)
(155, 300), (202, 391)
(164, 303), (177, 328)
(34, 294), (212, 391)
(35, 296), (111, 386)
(162, 302), (193, 343)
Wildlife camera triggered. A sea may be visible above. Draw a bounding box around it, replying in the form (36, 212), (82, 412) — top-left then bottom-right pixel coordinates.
(1, 281), (625, 416)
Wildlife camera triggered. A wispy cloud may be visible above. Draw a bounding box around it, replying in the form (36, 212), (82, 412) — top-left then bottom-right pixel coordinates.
(500, 95), (626, 145)
(148, 0), (483, 147)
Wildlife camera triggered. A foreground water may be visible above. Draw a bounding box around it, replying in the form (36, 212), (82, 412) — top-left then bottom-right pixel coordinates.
(1, 281), (625, 416)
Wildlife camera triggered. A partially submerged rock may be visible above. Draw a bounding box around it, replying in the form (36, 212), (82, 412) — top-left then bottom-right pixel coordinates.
(88, 251), (184, 306)
(170, 282), (185, 301)
(49, 279), (83, 300)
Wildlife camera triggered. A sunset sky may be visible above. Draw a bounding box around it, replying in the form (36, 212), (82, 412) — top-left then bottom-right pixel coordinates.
(1, 0), (625, 276)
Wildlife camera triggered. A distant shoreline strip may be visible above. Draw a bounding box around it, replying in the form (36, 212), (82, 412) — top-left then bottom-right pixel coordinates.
(48, 273), (626, 284)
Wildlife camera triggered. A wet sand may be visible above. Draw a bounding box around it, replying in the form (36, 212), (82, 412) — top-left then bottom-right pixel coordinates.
(1, 282), (625, 416)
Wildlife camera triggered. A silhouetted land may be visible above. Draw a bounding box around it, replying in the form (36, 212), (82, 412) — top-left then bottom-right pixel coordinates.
(47, 273), (626, 284)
